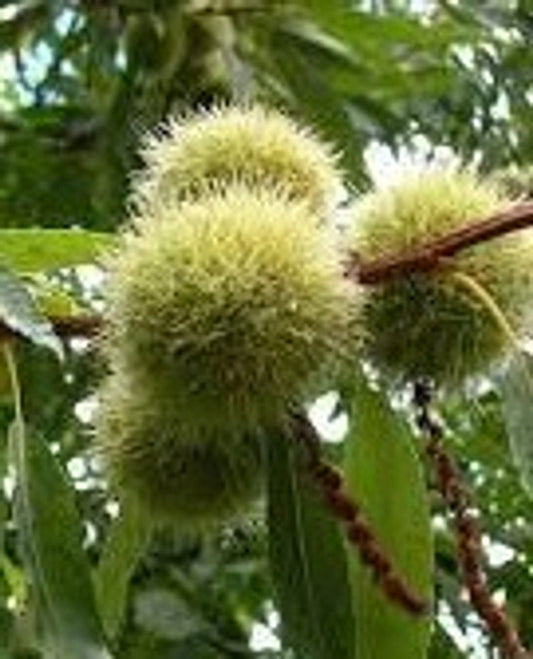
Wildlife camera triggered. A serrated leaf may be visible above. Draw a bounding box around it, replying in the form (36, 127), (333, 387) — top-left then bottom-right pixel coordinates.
(501, 350), (533, 497)
(267, 428), (355, 659)
(94, 502), (151, 641)
(0, 266), (63, 359)
(10, 420), (111, 659)
(0, 229), (114, 274)
(343, 373), (433, 659)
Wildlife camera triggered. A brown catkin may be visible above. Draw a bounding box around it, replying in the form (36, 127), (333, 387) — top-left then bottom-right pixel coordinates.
(289, 410), (429, 617)
(413, 380), (530, 659)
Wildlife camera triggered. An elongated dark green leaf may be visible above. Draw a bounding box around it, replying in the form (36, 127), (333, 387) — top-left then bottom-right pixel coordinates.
(267, 428), (355, 659)
(11, 421), (111, 659)
(343, 374), (433, 659)
(0, 229), (114, 273)
(501, 350), (533, 497)
(94, 501), (152, 641)
(0, 266), (63, 359)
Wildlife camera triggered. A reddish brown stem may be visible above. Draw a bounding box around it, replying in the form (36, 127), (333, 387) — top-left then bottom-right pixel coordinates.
(49, 314), (102, 338)
(413, 381), (530, 659)
(289, 409), (429, 616)
(351, 201), (533, 285)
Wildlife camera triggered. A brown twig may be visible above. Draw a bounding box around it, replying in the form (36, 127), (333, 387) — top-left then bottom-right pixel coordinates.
(413, 380), (530, 659)
(0, 315), (102, 343)
(289, 409), (429, 616)
(350, 201), (533, 285)
(47, 314), (102, 338)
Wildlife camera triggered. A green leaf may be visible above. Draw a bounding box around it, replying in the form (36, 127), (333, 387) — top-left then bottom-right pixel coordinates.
(94, 502), (152, 641)
(0, 229), (114, 273)
(0, 266), (63, 359)
(501, 350), (533, 497)
(11, 421), (111, 659)
(34, 282), (81, 318)
(267, 427), (355, 659)
(343, 373), (433, 659)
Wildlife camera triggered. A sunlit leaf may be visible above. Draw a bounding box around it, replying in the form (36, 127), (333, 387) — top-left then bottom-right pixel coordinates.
(0, 266), (63, 359)
(0, 229), (114, 274)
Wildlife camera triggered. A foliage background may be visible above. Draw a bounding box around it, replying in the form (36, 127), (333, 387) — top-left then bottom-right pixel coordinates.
(0, 1), (532, 657)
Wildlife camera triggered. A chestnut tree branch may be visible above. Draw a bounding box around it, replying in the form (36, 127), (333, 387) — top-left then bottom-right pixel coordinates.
(1, 201), (533, 342)
(350, 200), (533, 285)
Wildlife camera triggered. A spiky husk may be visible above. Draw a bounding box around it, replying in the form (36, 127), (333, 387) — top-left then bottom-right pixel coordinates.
(105, 185), (359, 433)
(349, 168), (533, 385)
(132, 104), (342, 217)
(96, 375), (263, 527)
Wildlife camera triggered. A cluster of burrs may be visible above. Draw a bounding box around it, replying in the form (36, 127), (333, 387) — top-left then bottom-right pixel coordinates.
(95, 103), (533, 649)
(97, 105), (359, 527)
